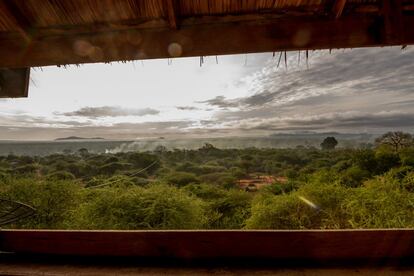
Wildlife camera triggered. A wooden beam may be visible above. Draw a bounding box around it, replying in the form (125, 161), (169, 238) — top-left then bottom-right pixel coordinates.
(332, 0), (347, 19)
(0, 68), (30, 98)
(164, 0), (178, 29)
(1, 229), (414, 259)
(382, 0), (404, 43)
(0, 0), (31, 42)
(0, 262), (413, 275)
(0, 14), (414, 68)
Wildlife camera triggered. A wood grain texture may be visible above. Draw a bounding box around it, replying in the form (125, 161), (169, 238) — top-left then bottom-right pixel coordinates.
(332, 0), (347, 18)
(1, 14), (414, 68)
(163, 0), (178, 29)
(1, 262), (414, 275)
(0, 68), (29, 98)
(1, 229), (414, 260)
(382, 0), (404, 43)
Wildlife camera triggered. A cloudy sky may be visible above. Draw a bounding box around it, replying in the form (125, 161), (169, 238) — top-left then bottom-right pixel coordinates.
(1, 46), (414, 140)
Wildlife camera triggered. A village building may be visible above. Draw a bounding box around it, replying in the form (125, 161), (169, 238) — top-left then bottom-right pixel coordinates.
(237, 175), (288, 191)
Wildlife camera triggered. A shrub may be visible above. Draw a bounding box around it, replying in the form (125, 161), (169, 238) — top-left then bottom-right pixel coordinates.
(343, 175), (414, 228)
(261, 181), (299, 195)
(47, 171), (76, 180)
(246, 193), (309, 229)
(402, 171), (414, 192)
(400, 147), (414, 167)
(339, 166), (370, 188)
(164, 172), (199, 187)
(98, 162), (132, 175)
(199, 172), (237, 188)
(352, 149), (377, 173)
(70, 184), (204, 229)
(13, 164), (39, 175)
(203, 189), (251, 229)
(0, 178), (80, 229)
(375, 150), (400, 174)
(246, 183), (350, 229)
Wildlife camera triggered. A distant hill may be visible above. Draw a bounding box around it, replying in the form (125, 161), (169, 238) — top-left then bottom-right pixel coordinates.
(55, 136), (104, 141)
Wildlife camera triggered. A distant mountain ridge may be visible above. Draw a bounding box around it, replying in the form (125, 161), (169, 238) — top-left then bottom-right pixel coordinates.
(55, 136), (104, 141)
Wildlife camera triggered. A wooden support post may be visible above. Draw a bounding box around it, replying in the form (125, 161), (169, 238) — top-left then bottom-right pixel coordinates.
(0, 68), (30, 98)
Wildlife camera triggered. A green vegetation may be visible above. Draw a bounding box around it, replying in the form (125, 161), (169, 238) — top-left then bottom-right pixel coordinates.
(0, 132), (413, 230)
(320, 136), (338, 150)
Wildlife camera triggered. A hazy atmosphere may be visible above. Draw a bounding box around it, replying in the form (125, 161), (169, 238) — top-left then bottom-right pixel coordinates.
(1, 46), (414, 140)
(2, 48), (414, 233)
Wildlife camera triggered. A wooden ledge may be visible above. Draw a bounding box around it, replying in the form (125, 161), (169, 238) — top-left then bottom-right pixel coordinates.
(1, 229), (414, 260)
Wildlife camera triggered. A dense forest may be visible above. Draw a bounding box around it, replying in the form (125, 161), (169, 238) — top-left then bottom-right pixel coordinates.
(0, 132), (413, 230)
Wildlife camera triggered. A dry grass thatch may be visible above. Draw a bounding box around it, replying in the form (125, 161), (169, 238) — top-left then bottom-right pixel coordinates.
(0, 0), (388, 32)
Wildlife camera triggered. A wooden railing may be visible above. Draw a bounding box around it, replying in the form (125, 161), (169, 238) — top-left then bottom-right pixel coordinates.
(1, 229), (413, 260)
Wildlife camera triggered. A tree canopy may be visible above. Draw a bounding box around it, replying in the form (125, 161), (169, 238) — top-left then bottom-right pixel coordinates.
(375, 131), (413, 152)
(320, 137), (338, 150)
(0, 132), (413, 230)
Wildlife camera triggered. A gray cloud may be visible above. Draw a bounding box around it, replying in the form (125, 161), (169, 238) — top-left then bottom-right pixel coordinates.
(0, 113), (92, 128)
(198, 96), (239, 109)
(218, 111), (414, 133)
(203, 47), (414, 113)
(0, 120), (196, 140)
(201, 47), (414, 135)
(2, 47), (414, 140)
(59, 106), (160, 118)
(176, 106), (200, 111)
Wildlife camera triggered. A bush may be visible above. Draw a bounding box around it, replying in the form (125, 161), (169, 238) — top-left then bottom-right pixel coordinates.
(402, 171), (414, 192)
(69, 184), (204, 229)
(13, 164), (39, 175)
(339, 166), (370, 188)
(246, 193), (308, 229)
(343, 175), (414, 228)
(125, 152), (159, 174)
(84, 175), (135, 188)
(183, 184), (251, 229)
(0, 178), (80, 229)
(261, 181), (299, 195)
(246, 183), (350, 229)
(204, 189), (251, 229)
(0, 170), (10, 181)
(199, 172), (237, 188)
(375, 150), (400, 174)
(98, 162), (132, 175)
(400, 147), (414, 167)
(352, 150), (377, 173)
(47, 171), (76, 180)
(164, 172), (199, 187)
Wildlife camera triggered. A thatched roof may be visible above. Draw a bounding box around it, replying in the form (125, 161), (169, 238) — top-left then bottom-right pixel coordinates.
(0, 1), (378, 32)
(0, 0), (413, 69)
(0, 0), (412, 97)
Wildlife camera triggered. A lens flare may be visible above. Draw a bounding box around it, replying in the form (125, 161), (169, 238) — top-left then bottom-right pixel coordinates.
(168, 42), (183, 57)
(298, 196), (319, 210)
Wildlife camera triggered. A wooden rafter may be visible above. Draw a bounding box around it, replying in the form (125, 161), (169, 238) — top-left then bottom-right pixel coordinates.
(332, 0), (347, 19)
(164, 0), (178, 29)
(0, 0), (31, 42)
